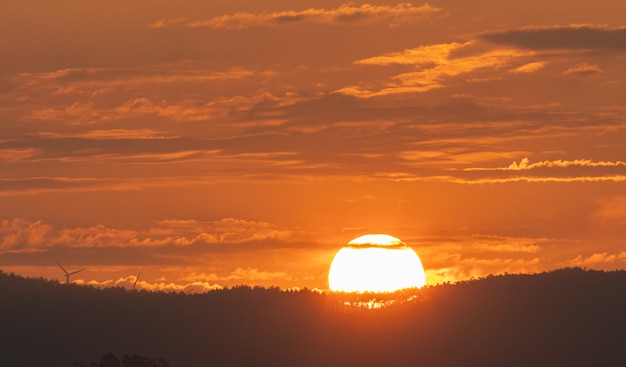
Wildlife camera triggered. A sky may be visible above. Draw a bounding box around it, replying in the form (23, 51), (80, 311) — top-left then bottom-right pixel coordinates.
(1, 0), (626, 292)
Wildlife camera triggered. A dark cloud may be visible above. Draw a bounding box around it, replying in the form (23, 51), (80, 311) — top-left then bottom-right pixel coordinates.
(0, 177), (103, 192)
(2, 91), (623, 188)
(157, 3), (442, 30)
(0, 137), (212, 159)
(563, 62), (604, 76)
(480, 25), (626, 50)
(272, 14), (307, 24)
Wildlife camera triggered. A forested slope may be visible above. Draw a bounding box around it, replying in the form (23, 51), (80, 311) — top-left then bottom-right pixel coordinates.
(1, 268), (624, 367)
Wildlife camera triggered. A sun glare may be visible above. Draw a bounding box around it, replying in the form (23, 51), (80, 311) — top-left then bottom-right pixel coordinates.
(328, 234), (426, 293)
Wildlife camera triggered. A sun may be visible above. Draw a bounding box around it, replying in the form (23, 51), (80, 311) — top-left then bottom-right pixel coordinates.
(328, 234), (426, 293)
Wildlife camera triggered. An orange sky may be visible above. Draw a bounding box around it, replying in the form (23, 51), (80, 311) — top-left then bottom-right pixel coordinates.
(1, 0), (626, 292)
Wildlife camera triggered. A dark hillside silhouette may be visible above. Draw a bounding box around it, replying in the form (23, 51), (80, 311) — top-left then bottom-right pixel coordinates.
(1, 268), (625, 367)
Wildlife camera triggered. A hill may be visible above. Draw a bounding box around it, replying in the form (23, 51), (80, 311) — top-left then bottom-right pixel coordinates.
(1, 268), (625, 367)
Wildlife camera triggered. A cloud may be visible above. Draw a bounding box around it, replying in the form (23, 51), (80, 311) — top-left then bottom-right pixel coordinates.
(471, 235), (542, 254)
(0, 149), (41, 163)
(480, 24), (626, 50)
(511, 61), (547, 73)
(563, 62), (604, 76)
(0, 131), (311, 189)
(467, 157), (626, 171)
(0, 177), (165, 196)
(25, 97), (247, 125)
(16, 65), (264, 90)
(412, 234), (551, 285)
(568, 251), (626, 267)
(0, 218), (51, 252)
(183, 267), (288, 283)
(136, 280), (223, 293)
(151, 218), (295, 245)
(0, 217), (300, 253)
(437, 157), (626, 183)
(59, 129), (176, 140)
(11, 65), (285, 127)
(375, 153), (626, 184)
(448, 175), (626, 185)
(71, 267), (296, 292)
(81, 276), (223, 293)
(339, 42), (534, 97)
(148, 3), (443, 30)
(27, 102), (102, 126)
(425, 257), (542, 285)
(355, 41), (468, 66)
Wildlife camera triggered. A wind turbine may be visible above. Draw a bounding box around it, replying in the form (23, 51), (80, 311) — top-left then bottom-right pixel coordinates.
(133, 271), (141, 290)
(56, 260), (86, 285)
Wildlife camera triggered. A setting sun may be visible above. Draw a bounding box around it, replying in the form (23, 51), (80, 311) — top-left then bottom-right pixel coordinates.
(328, 234), (426, 293)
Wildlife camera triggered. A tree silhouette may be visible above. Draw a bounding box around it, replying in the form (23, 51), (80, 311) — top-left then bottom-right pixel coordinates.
(98, 353), (120, 367)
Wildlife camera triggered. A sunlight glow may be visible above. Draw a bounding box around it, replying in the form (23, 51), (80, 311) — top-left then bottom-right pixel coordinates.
(328, 234), (426, 293)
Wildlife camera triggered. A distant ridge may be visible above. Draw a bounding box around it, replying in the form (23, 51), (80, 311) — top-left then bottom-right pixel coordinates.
(1, 268), (625, 367)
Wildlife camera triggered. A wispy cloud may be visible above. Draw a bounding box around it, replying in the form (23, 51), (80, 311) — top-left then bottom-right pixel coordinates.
(182, 268), (289, 283)
(567, 251), (626, 267)
(511, 61), (547, 73)
(338, 42), (535, 97)
(0, 149), (41, 163)
(15, 66), (262, 89)
(425, 256), (542, 285)
(355, 41), (468, 66)
(24, 96), (264, 125)
(450, 175), (626, 184)
(466, 157), (626, 171)
(371, 171), (626, 185)
(410, 234), (553, 284)
(0, 217), (301, 253)
(563, 62), (604, 76)
(0, 177), (128, 196)
(148, 3), (443, 30)
(49, 129), (177, 140)
(372, 154), (626, 184)
(10, 65), (285, 126)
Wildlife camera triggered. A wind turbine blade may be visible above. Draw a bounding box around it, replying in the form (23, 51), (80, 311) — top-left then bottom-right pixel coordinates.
(56, 260), (69, 275)
(133, 272), (141, 289)
(69, 268), (86, 275)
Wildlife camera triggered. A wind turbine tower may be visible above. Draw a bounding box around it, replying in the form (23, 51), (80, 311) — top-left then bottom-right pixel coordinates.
(56, 260), (86, 285)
